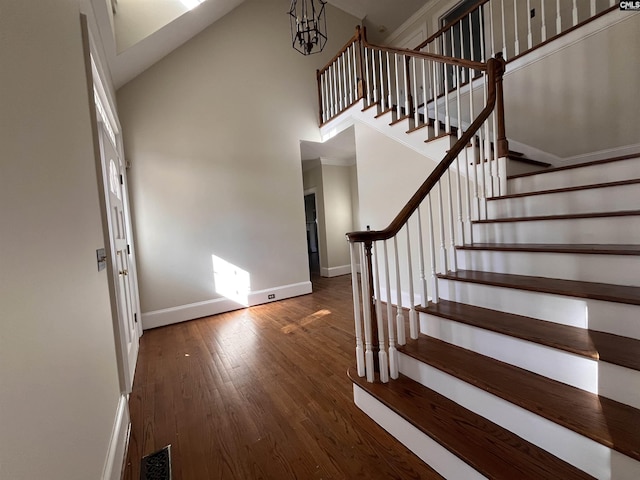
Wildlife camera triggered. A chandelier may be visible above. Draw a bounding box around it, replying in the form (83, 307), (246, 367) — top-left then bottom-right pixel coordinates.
(288, 0), (328, 56)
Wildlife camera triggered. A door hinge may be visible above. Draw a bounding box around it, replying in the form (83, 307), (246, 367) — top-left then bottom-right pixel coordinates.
(119, 174), (124, 185)
(134, 313), (138, 323)
(127, 244), (131, 255)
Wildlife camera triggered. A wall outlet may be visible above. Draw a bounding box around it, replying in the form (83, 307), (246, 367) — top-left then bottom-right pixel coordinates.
(268, 294), (275, 300)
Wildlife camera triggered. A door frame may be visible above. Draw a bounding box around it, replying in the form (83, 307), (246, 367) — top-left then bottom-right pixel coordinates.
(82, 16), (142, 393)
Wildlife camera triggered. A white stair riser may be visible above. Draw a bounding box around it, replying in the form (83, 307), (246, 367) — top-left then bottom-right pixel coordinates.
(437, 278), (640, 339)
(508, 157), (640, 194)
(419, 313), (640, 409)
(399, 353), (640, 480)
(456, 250), (640, 286)
(473, 215), (640, 244)
(353, 385), (486, 480)
(489, 183), (640, 218)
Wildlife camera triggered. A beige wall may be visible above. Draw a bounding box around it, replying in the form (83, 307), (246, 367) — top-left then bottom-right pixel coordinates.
(320, 164), (354, 270)
(118, 0), (359, 313)
(115, 0), (189, 52)
(0, 1), (122, 479)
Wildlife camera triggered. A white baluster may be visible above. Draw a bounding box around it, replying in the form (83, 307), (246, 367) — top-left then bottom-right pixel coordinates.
(412, 57), (419, 127)
(432, 61), (440, 137)
(353, 45), (359, 100)
(425, 59), (432, 141)
(514, 0), (520, 56)
(610, 0), (616, 6)
(459, 20), (467, 84)
(437, 181), (448, 273)
(395, 53), (402, 119)
(387, 51), (393, 111)
(349, 242), (365, 377)
(320, 72), (326, 123)
(455, 65), (465, 246)
(444, 60), (450, 134)
(416, 207), (428, 307)
(541, 0), (547, 42)
(527, 0), (533, 49)
(490, 0), (497, 57)
(591, 0), (596, 18)
(372, 242), (389, 383)
(498, 0), (505, 58)
(427, 194), (439, 303)
(572, 0), (578, 27)
(405, 223), (418, 339)
(379, 50), (386, 111)
(480, 4), (487, 62)
(470, 74), (479, 224)
(556, 0), (562, 35)
(332, 64), (338, 116)
(403, 55), (410, 117)
(342, 53), (349, 109)
(337, 55), (344, 111)
(383, 240), (398, 379)
(447, 169), (457, 272)
(359, 243), (375, 382)
(364, 48), (371, 106)
(371, 48), (378, 106)
(393, 236), (406, 345)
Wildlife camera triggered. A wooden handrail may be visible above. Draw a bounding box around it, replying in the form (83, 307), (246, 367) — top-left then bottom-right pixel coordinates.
(414, 0), (488, 52)
(347, 54), (504, 244)
(318, 27), (362, 76)
(362, 38), (487, 71)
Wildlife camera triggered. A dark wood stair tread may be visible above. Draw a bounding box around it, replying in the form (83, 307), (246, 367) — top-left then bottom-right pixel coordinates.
(416, 299), (640, 371)
(398, 337), (640, 462)
(437, 269), (640, 306)
(473, 209), (640, 223)
(491, 178), (640, 200)
(508, 153), (640, 180)
(348, 368), (594, 479)
(457, 243), (640, 255)
(507, 153), (552, 168)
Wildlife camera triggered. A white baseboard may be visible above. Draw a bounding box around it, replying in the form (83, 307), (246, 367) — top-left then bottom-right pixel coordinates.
(141, 281), (312, 330)
(320, 264), (352, 277)
(102, 395), (130, 480)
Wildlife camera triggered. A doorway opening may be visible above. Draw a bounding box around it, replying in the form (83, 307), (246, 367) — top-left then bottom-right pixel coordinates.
(304, 193), (320, 275)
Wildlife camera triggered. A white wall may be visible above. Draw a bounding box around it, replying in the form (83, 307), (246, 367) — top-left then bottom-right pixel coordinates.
(0, 1), (123, 479)
(117, 0), (359, 318)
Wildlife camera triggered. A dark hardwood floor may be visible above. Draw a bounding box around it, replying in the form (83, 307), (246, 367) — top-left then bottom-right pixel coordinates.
(123, 274), (442, 480)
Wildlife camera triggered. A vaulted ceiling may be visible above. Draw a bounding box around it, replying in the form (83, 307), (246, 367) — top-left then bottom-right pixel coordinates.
(94, 0), (429, 89)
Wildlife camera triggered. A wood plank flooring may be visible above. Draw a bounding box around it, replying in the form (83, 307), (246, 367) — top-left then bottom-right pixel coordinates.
(122, 274), (442, 480)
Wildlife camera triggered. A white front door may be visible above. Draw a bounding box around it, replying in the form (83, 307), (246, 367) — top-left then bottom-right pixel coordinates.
(99, 123), (139, 389)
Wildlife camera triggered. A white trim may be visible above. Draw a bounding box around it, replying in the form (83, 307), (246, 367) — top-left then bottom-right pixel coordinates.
(141, 281), (313, 330)
(320, 264), (351, 277)
(560, 142), (640, 166)
(101, 395), (130, 480)
(353, 384), (485, 480)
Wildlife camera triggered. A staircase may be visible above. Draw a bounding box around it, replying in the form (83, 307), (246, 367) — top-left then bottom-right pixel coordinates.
(350, 154), (640, 479)
(317, 6), (640, 478)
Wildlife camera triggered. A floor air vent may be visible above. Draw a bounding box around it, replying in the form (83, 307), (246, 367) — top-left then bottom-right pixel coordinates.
(140, 445), (172, 480)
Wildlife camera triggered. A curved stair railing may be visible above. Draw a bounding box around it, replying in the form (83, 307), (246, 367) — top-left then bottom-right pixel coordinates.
(347, 55), (506, 383)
